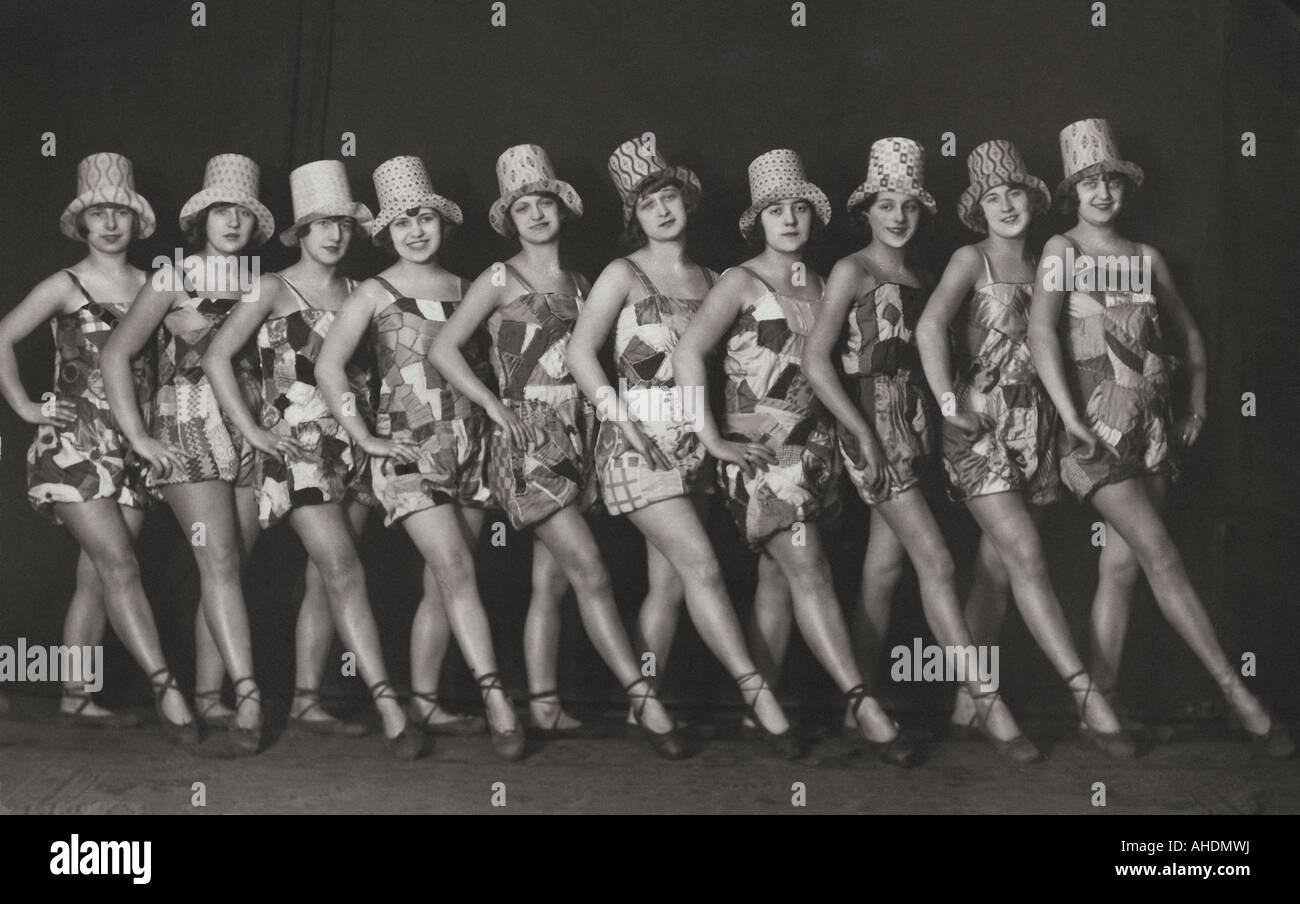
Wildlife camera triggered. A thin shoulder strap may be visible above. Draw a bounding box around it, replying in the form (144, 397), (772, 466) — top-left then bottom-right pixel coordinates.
(622, 258), (658, 296)
(501, 262), (538, 294)
(733, 265), (778, 295)
(345, 277), (358, 294)
(569, 271), (585, 299)
(271, 273), (313, 310)
(977, 248), (996, 285)
(373, 276), (404, 300)
(62, 270), (96, 306)
(700, 265), (716, 290)
(457, 277), (468, 301)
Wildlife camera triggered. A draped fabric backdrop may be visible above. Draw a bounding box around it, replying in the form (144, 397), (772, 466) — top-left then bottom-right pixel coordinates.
(1, 0), (1296, 716)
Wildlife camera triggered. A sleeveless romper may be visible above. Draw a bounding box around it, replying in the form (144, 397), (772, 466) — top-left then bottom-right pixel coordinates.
(836, 265), (935, 505)
(27, 270), (153, 519)
(1057, 240), (1171, 500)
(253, 274), (374, 526)
(485, 264), (599, 530)
(717, 266), (840, 549)
(942, 250), (1060, 504)
(369, 275), (494, 527)
(593, 258), (716, 515)
(148, 270), (259, 488)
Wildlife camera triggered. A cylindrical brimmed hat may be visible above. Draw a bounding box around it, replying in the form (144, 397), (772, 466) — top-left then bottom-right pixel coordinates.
(178, 154), (275, 245)
(279, 160), (373, 246)
(370, 155), (463, 243)
(957, 140), (1051, 233)
(489, 144), (583, 236)
(737, 149), (831, 236)
(60, 152), (156, 241)
(1056, 118), (1145, 198)
(846, 137), (937, 216)
(607, 132), (701, 224)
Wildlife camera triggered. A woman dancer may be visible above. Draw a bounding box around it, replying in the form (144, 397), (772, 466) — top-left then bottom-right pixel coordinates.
(103, 154), (272, 754)
(316, 156), (519, 758)
(570, 132), (809, 745)
(673, 148), (915, 764)
(0, 153), (196, 742)
(202, 160), (423, 758)
(1028, 118), (1291, 757)
(915, 138), (1140, 758)
(431, 144), (693, 759)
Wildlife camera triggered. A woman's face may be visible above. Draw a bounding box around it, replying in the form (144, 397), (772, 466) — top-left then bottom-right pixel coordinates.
(81, 203), (135, 253)
(300, 216), (354, 265)
(759, 198), (812, 253)
(867, 191), (921, 249)
(980, 184), (1032, 239)
(510, 193), (562, 244)
(389, 207), (442, 262)
(1074, 172), (1126, 226)
(206, 203), (256, 253)
(635, 185), (688, 243)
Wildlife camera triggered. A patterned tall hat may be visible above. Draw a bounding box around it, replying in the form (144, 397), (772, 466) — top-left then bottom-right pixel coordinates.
(489, 144), (583, 237)
(280, 160), (373, 246)
(60, 152), (156, 241)
(957, 140), (1051, 233)
(178, 153), (275, 245)
(607, 132), (701, 223)
(369, 156), (463, 243)
(737, 149), (831, 236)
(847, 137), (937, 215)
(1056, 118), (1144, 197)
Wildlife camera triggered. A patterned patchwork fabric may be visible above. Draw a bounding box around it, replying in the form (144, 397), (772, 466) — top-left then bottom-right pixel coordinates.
(837, 281), (936, 504)
(149, 279), (259, 488)
(253, 276), (374, 526)
(594, 260), (714, 515)
(369, 276), (493, 526)
(484, 266), (598, 528)
(718, 268), (840, 548)
(1057, 251), (1170, 500)
(27, 271), (154, 520)
(941, 276), (1060, 504)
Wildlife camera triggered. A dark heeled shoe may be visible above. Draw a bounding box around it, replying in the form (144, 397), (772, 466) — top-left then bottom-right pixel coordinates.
(969, 688), (1043, 765)
(289, 686), (369, 738)
(526, 689), (608, 740)
(1067, 670), (1136, 759)
(408, 690), (486, 737)
(369, 681), (428, 760)
(476, 672), (525, 761)
(846, 684), (922, 767)
(1218, 673), (1295, 759)
(230, 676), (264, 756)
(625, 677), (688, 760)
(147, 668), (200, 746)
(60, 689), (142, 730)
(193, 689), (235, 731)
(735, 671), (802, 760)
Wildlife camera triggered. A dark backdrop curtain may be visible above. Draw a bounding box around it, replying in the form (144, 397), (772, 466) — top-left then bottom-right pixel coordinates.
(0, 0), (1295, 717)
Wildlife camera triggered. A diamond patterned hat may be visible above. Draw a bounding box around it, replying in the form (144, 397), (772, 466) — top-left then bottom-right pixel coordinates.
(737, 149), (831, 236)
(1056, 118), (1144, 198)
(60, 152), (156, 241)
(370, 155), (463, 243)
(847, 138), (937, 216)
(607, 131), (701, 223)
(957, 139), (1050, 232)
(489, 144), (583, 236)
(178, 153), (274, 245)
(279, 160), (373, 246)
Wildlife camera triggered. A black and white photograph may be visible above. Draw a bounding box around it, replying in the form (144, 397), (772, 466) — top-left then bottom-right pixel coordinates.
(0, 0), (1296, 851)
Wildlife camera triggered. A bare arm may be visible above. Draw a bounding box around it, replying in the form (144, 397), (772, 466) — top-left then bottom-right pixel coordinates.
(568, 259), (630, 412)
(0, 273), (78, 427)
(916, 245), (981, 416)
(201, 274), (279, 449)
(803, 257), (873, 439)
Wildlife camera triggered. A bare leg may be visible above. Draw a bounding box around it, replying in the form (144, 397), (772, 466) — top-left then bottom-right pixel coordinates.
(854, 506), (906, 688)
(524, 539), (583, 730)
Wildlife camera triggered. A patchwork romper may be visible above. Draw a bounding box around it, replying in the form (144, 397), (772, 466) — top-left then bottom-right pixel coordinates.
(253, 274), (374, 526)
(593, 258), (715, 515)
(484, 264), (599, 530)
(836, 267), (936, 505)
(717, 266), (840, 549)
(27, 270), (153, 519)
(1056, 241), (1171, 500)
(941, 250), (1060, 504)
(148, 274), (259, 489)
(369, 275), (493, 527)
